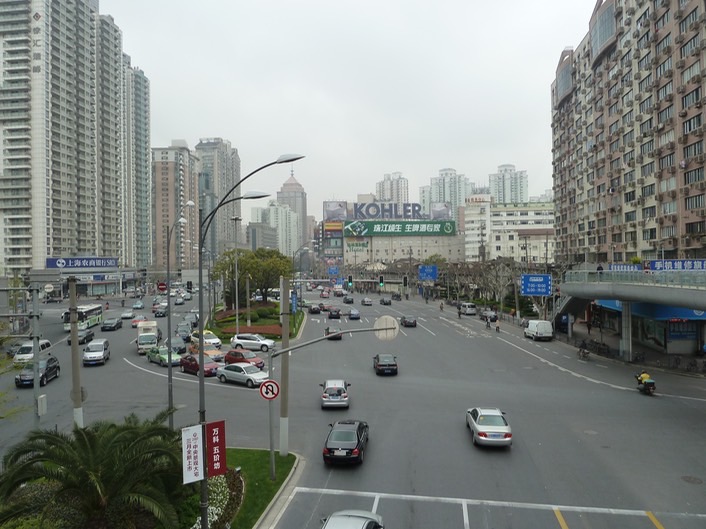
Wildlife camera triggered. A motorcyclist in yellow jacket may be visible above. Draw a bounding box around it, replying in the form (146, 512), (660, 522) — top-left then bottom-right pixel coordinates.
(637, 370), (651, 384)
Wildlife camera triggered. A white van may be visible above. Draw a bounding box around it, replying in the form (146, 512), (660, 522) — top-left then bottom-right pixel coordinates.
(524, 320), (554, 341)
(83, 338), (110, 366)
(460, 302), (477, 315)
(13, 339), (52, 365)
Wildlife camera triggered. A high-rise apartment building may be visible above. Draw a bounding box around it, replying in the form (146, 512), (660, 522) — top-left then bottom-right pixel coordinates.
(152, 142), (199, 274)
(252, 201), (300, 256)
(276, 173), (307, 247)
(123, 58), (152, 269)
(420, 168), (469, 221)
(0, 1), (149, 275)
(195, 138), (241, 256)
(552, 0), (706, 265)
(375, 172), (409, 206)
(489, 164), (529, 204)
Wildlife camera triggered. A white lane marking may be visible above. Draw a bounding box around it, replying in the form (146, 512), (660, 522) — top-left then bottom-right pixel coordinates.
(371, 494), (380, 513)
(293, 487), (706, 519)
(462, 499), (470, 529)
(399, 329), (408, 337)
(418, 324), (436, 336)
(500, 338), (706, 402)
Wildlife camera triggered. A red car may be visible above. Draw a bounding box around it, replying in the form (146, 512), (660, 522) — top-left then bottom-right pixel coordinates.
(224, 349), (265, 369)
(320, 291), (330, 298)
(179, 353), (219, 377)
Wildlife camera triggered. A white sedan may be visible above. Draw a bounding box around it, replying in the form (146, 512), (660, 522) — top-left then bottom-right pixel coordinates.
(216, 362), (269, 388)
(361, 298), (373, 306)
(230, 333), (276, 352)
(465, 407), (512, 447)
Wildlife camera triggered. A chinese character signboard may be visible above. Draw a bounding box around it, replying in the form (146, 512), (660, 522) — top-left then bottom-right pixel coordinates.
(46, 257), (119, 269)
(343, 220), (456, 237)
(328, 266), (339, 276)
(608, 263), (642, 271)
(206, 420), (227, 478)
(645, 259), (706, 271)
(520, 274), (552, 296)
(182, 424), (203, 484)
(418, 265), (438, 281)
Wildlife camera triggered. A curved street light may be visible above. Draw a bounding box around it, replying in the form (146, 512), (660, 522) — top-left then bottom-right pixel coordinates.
(196, 155), (303, 529)
(166, 200), (195, 430)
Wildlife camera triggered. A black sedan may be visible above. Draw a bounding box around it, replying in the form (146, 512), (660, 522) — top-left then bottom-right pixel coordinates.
(15, 356), (61, 387)
(308, 305), (321, 314)
(373, 353), (398, 375)
(342, 296), (354, 304)
(380, 298), (392, 305)
(328, 308), (341, 319)
(67, 329), (95, 345)
(155, 308), (168, 318)
(323, 420), (369, 465)
(101, 318), (122, 331)
(400, 315), (417, 327)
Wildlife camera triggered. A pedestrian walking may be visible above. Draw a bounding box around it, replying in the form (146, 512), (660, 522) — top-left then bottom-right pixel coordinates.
(495, 319), (500, 333)
(587, 321), (592, 335)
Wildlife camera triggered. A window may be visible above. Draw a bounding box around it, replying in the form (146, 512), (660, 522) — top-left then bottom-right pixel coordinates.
(656, 57), (673, 78)
(684, 140), (704, 159)
(684, 115), (703, 134)
(680, 35), (700, 58)
(679, 9), (699, 34)
(642, 205), (656, 219)
(685, 167), (704, 184)
(641, 139), (654, 155)
(641, 161), (655, 177)
(625, 210), (638, 222)
(682, 87), (702, 109)
(657, 81), (673, 101)
(685, 194), (705, 210)
(639, 96), (653, 114)
(659, 153), (675, 169)
(658, 105), (674, 123)
(642, 228), (657, 241)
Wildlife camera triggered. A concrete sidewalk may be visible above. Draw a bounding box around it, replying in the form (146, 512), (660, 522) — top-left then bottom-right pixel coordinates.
(499, 312), (706, 376)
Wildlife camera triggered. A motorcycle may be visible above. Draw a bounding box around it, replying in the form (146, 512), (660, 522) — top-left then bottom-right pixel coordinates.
(635, 374), (656, 396)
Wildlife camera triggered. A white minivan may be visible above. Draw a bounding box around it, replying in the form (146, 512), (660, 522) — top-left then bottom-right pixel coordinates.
(460, 302), (477, 315)
(13, 339), (52, 365)
(523, 320), (554, 341)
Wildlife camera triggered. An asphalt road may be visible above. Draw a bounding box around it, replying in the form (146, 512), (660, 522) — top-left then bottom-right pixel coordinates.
(3, 293), (706, 529)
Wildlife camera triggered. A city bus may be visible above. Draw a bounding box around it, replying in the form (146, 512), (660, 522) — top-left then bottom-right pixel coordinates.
(63, 304), (104, 331)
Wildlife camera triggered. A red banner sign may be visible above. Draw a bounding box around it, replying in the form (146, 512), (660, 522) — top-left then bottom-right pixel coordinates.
(206, 420), (227, 477)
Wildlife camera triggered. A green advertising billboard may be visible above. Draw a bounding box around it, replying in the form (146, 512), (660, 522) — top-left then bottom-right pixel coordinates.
(343, 220), (456, 237)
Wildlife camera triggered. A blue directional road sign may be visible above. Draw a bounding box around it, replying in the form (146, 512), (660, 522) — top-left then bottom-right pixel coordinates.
(327, 266), (339, 276)
(418, 265), (438, 281)
(520, 274), (552, 296)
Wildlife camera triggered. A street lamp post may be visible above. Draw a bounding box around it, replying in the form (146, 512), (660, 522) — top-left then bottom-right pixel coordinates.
(166, 200), (194, 430)
(232, 216), (242, 335)
(195, 155), (303, 528)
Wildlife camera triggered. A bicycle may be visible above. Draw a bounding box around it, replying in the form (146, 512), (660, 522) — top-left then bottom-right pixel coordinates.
(686, 359), (698, 372)
(577, 347), (590, 360)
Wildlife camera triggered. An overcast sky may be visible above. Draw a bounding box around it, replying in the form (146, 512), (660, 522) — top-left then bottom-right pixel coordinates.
(100, 0), (598, 221)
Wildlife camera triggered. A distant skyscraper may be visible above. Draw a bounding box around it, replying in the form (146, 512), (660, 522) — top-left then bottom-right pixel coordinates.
(252, 201), (300, 256)
(277, 171), (307, 247)
(152, 142), (199, 273)
(375, 172), (409, 206)
(195, 138), (241, 256)
(489, 164), (529, 204)
(420, 168), (469, 221)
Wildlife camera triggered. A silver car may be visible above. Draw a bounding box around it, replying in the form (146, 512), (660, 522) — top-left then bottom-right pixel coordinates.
(321, 510), (384, 529)
(320, 379), (351, 409)
(465, 407), (512, 447)
(216, 362), (269, 388)
(230, 333), (276, 352)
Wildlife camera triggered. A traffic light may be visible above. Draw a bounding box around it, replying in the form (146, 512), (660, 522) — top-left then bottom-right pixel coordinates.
(186, 281), (193, 292)
(403, 275), (408, 287)
(379, 275), (384, 287)
(347, 275), (353, 287)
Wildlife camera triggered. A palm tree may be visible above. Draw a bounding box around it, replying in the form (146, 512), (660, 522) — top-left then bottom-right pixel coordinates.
(0, 410), (183, 528)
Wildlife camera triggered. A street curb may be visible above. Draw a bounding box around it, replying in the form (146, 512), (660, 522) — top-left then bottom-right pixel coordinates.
(252, 452), (304, 529)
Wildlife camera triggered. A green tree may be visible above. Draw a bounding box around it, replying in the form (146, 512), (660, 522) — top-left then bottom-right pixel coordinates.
(0, 410), (183, 529)
(423, 254), (447, 265)
(237, 248), (292, 303)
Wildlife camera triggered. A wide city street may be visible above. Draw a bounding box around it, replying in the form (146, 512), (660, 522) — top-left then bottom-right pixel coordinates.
(2, 293), (706, 529)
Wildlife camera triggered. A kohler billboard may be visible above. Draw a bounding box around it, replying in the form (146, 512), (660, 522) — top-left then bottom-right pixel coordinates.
(353, 202), (423, 219)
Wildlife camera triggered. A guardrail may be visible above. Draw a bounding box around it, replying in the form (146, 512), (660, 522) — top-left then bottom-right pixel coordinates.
(563, 270), (706, 290)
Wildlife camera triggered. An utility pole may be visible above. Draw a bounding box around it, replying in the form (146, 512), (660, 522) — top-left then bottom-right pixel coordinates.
(280, 276), (291, 456)
(29, 282), (40, 429)
(68, 277), (84, 427)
